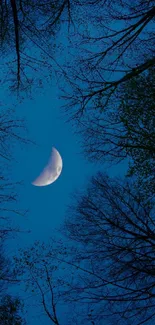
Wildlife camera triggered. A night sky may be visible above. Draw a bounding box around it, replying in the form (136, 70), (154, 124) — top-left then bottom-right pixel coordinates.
(10, 82), (128, 246)
(2, 2), (153, 324)
(3, 79), (128, 324)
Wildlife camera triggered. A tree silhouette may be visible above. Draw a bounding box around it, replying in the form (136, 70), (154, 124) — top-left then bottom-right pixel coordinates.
(0, 107), (28, 323)
(0, 0), (72, 90)
(0, 295), (26, 325)
(15, 241), (69, 325)
(63, 173), (155, 325)
(75, 66), (155, 195)
(63, 1), (155, 117)
(0, 235), (26, 324)
(0, 107), (29, 238)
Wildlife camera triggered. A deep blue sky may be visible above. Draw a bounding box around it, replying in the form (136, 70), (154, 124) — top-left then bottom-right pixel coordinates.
(4, 81), (128, 324)
(1, 2), (153, 324)
(1, 15), (129, 325)
(8, 83), (128, 251)
(11, 87), (96, 245)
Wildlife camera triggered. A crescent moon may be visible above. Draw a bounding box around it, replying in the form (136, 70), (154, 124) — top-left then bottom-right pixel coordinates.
(32, 147), (62, 186)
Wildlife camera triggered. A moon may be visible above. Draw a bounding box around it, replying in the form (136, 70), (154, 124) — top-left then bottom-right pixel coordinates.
(32, 147), (62, 186)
